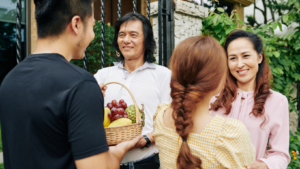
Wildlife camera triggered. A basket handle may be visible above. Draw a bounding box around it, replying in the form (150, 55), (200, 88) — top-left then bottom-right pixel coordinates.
(103, 82), (141, 123)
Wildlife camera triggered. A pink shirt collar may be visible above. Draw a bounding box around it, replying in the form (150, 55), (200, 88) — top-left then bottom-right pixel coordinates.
(237, 88), (254, 101)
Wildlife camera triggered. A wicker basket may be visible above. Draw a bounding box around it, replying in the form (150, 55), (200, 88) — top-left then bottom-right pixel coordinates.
(103, 82), (143, 145)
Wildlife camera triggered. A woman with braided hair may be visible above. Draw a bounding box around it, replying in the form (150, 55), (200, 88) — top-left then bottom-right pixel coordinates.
(210, 30), (290, 169)
(153, 36), (256, 169)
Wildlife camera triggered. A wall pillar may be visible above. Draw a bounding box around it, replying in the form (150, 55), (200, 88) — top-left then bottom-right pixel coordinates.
(233, 3), (244, 27)
(150, 0), (208, 62)
(290, 83), (299, 135)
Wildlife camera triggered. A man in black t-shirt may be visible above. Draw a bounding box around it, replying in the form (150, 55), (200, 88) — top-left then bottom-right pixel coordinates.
(0, 0), (141, 169)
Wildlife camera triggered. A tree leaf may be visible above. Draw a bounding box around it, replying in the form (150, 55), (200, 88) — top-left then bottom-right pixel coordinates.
(273, 52), (280, 58)
(290, 88), (295, 94)
(276, 67), (284, 74)
(283, 14), (289, 24)
(241, 25), (247, 30)
(272, 22), (278, 30)
(274, 83), (283, 90)
(217, 7), (224, 13)
(225, 28), (234, 35)
(213, 15), (219, 26)
(219, 36), (226, 45)
(209, 9), (216, 16)
(278, 22), (283, 32)
(292, 73), (300, 81)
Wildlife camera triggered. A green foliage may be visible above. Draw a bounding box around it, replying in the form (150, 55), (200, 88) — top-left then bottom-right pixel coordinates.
(202, 8), (300, 114)
(288, 129), (300, 168)
(0, 163), (3, 169)
(71, 22), (117, 74)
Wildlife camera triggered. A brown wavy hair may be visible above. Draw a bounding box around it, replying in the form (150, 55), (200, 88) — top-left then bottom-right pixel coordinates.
(169, 36), (227, 169)
(210, 30), (272, 127)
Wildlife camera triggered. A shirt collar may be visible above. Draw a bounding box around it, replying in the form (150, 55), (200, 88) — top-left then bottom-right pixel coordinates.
(113, 61), (156, 70)
(237, 88), (254, 100)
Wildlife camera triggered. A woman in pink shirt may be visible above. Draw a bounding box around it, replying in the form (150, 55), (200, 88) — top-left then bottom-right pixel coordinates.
(210, 30), (290, 169)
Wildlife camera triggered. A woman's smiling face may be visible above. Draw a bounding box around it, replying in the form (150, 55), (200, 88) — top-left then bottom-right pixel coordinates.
(227, 38), (263, 90)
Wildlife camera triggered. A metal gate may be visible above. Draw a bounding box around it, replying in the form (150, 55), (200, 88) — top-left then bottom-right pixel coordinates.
(15, 0), (175, 68)
(158, 0), (174, 67)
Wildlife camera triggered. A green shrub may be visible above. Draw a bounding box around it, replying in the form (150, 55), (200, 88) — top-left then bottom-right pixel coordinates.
(71, 22), (117, 74)
(288, 129), (300, 168)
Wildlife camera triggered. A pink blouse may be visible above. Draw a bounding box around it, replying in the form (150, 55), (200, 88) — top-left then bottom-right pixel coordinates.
(210, 89), (290, 169)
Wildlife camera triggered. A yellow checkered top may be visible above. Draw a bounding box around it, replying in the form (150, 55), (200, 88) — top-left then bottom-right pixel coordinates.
(153, 103), (256, 169)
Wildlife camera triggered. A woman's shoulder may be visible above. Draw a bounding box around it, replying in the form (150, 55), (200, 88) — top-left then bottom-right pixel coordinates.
(218, 117), (250, 139)
(268, 89), (288, 103)
(216, 117), (255, 154)
(215, 117), (256, 168)
(153, 103), (171, 122)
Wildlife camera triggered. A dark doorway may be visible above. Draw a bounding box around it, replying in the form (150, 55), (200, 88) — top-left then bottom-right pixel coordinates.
(0, 0), (27, 86)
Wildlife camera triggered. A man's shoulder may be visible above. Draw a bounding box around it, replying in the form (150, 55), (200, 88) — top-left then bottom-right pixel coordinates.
(6, 54), (96, 86)
(152, 64), (171, 81)
(67, 62), (96, 82)
(151, 64), (171, 76)
(94, 65), (118, 78)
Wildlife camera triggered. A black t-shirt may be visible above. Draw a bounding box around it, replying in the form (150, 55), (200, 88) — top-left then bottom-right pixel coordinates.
(0, 53), (108, 169)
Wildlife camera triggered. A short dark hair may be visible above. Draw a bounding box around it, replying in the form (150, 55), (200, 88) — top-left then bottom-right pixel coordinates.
(113, 12), (156, 63)
(34, 0), (94, 38)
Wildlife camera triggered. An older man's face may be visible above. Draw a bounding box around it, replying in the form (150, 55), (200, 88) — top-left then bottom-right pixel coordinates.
(117, 20), (145, 61)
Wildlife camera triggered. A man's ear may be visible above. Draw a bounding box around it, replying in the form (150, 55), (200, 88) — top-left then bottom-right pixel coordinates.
(258, 52), (263, 64)
(70, 16), (82, 35)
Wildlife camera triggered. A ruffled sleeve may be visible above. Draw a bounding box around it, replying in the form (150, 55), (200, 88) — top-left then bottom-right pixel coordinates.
(153, 103), (170, 122)
(215, 118), (256, 168)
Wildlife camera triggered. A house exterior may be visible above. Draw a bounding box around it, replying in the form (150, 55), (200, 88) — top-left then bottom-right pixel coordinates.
(0, 0), (254, 85)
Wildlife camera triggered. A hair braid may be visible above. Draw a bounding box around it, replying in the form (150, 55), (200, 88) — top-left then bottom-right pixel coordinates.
(169, 36), (227, 169)
(171, 80), (202, 169)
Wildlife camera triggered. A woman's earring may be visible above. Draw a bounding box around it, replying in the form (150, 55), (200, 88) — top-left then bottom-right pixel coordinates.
(116, 51), (120, 57)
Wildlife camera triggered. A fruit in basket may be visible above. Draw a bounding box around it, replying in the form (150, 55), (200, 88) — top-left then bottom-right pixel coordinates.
(105, 99), (138, 124)
(103, 108), (111, 127)
(107, 103), (113, 110)
(119, 99), (124, 104)
(117, 108), (124, 114)
(111, 107), (117, 116)
(108, 118), (132, 127)
(111, 100), (117, 107)
(125, 105), (145, 127)
(108, 112), (112, 119)
(113, 114), (120, 121)
(115, 103), (121, 108)
(121, 102), (127, 109)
